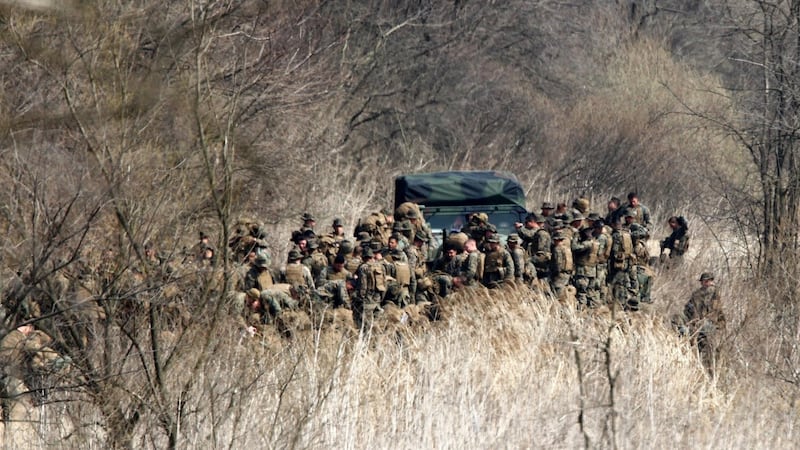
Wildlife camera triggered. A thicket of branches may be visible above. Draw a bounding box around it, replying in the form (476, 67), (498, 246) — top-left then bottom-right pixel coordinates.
(1, 0), (800, 448)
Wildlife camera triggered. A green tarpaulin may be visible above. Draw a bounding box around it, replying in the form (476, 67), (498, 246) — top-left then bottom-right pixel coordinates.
(394, 171), (526, 210)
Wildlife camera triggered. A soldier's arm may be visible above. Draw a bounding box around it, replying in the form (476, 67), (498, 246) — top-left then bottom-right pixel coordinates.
(305, 268), (316, 290)
(517, 227), (536, 242)
(503, 252), (514, 280)
(571, 239), (588, 254)
(643, 206), (653, 230)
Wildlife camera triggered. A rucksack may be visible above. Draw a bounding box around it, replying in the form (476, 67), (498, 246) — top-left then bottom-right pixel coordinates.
(393, 261), (411, 286)
(360, 260), (388, 293)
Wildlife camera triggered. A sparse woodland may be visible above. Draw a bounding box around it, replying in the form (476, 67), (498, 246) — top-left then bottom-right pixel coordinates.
(1, 0), (800, 448)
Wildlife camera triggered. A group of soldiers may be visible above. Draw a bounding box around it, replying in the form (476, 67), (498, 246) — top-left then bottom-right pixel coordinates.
(230, 192), (699, 331)
(0, 190), (723, 424)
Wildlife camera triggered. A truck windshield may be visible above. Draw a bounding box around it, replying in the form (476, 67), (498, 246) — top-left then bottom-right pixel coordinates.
(424, 211), (521, 235)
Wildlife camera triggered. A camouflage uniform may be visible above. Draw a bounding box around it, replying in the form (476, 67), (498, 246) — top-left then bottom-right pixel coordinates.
(338, 240), (362, 274)
(383, 248), (412, 307)
(624, 203), (652, 229)
(283, 249), (316, 290)
(241, 288), (283, 331)
(519, 215), (552, 284)
(426, 249), (463, 298)
(459, 248), (481, 286)
(506, 236), (527, 282)
(324, 260), (352, 282)
(315, 280), (351, 309)
(674, 273), (726, 369)
(353, 249), (387, 330)
(608, 221), (638, 310)
(549, 231), (574, 299)
(592, 222), (612, 303)
(482, 237), (514, 288)
(571, 227), (601, 308)
(242, 255), (275, 291)
(411, 232), (431, 302)
(629, 223), (653, 304)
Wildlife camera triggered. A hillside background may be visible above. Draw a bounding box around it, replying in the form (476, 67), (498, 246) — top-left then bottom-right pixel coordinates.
(1, 0), (799, 448)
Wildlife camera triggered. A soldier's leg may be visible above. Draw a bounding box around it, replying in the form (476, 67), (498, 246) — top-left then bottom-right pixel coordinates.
(586, 276), (600, 308)
(263, 295), (283, 324)
(435, 275), (453, 298)
(609, 270), (630, 309)
(625, 268), (640, 311)
(550, 274), (570, 300)
(359, 300), (381, 333)
(637, 266), (652, 303)
(352, 298), (365, 330)
(573, 275), (589, 309)
(596, 267), (608, 304)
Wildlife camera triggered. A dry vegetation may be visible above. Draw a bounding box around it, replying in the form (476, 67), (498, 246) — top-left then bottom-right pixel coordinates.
(1, 0), (800, 448)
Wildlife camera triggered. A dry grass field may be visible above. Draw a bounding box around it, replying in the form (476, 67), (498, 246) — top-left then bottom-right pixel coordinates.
(4, 245), (797, 449)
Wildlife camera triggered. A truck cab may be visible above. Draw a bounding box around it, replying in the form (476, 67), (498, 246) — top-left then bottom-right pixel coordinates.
(394, 170), (528, 250)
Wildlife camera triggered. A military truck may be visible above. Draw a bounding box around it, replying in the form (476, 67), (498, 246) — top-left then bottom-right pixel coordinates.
(394, 170), (528, 248)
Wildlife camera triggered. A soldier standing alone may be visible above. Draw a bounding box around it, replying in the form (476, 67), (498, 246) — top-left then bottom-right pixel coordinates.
(675, 272), (726, 371)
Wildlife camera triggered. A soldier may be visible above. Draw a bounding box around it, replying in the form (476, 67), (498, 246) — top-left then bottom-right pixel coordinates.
(605, 197), (623, 227)
(300, 212), (316, 235)
(549, 230), (574, 299)
(411, 231), (430, 302)
(624, 192), (653, 230)
(458, 239), (481, 287)
(338, 240), (362, 274)
(572, 225), (601, 308)
(281, 249), (315, 290)
(590, 216), (612, 303)
(628, 220), (654, 304)
(188, 231), (212, 263)
(563, 212), (585, 243)
(426, 245), (463, 299)
(241, 287), (282, 334)
(353, 247), (388, 330)
(517, 213), (551, 284)
(506, 235), (526, 283)
(405, 207), (434, 245)
(383, 236), (412, 307)
(391, 220), (413, 250)
(229, 218), (269, 262)
(482, 235), (514, 288)
(515, 212), (538, 251)
(356, 209), (394, 247)
(242, 253), (274, 291)
(674, 273), (726, 371)
(329, 218), (346, 244)
(461, 212), (490, 245)
(314, 279), (352, 309)
(540, 202), (556, 231)
(324, 254), (352, 282)
(661, 216), (690, 264)
(607, 216), (637, 310)
(1, 324), (68, 426)
(303, 238), (329, 286)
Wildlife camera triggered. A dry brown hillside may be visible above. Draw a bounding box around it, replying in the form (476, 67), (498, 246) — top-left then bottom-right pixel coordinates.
(1, 0), (799, 448)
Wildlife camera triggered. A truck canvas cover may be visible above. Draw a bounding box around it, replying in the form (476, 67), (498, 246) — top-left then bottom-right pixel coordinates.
(394, 171), (526, 210)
